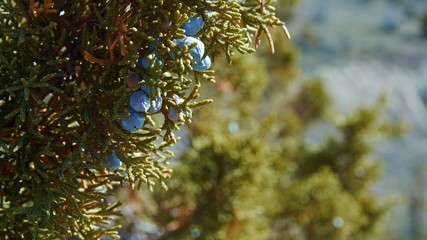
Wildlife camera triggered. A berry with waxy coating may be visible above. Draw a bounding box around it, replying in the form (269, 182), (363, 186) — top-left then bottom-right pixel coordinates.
(167, 108), (180, 122)
(192, 56), (211, 71)
(172, 94), (184, 104)
(130, 90), (151, 112)
(183, 109), (191, 119)
(147, 36), (161, 52)
(162, 22), (172, 30)
(141, 81), (163, 113)
(138, 53), (165, 70)
(105, 150), (121, 171)
(171, 37), (205, 61)
(127, 73), (141, 87)
(181, 16), (204, 36)
(121, 108), (145, 132)
(140, 79), (162, 95)
(147, 95), (163, 113)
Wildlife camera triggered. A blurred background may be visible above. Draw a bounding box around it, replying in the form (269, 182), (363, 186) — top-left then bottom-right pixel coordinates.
(290, 0), (427, 239)
(113, 0), (427, 239)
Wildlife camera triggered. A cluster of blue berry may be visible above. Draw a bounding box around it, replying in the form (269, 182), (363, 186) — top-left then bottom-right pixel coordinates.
(172, 15), (211, 71)
(105, 15), (210, 171)
(122, 74), (162, 132)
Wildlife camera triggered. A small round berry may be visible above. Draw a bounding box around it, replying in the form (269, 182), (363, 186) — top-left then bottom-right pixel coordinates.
(147, 36), (160, 51)
(172, 94), (184, 104)
(105, 150), (121, 171)
(138, 53), (165, 71)
(140, 81), (163, 113)
(147, 95), (163, 113)
(167, 108), (180, 122)
(183, 108), (191, 119)
(127, 73), (141, 87)
(140, 85), (151, 95)
(181, 16), (204, 36)
(192, 56), (211, 71)
(171, 37), (205, 61)
(205, 10), (217, 23)
(140, 79), (162, 95)
(121, 108), (145, 132)
(162, 21), (172, 30)
(130, 90), (151, 112)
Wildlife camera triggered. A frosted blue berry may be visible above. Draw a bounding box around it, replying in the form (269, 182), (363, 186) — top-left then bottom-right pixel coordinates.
(171, 37), (205, 61)
(162, 21), (172, 30)
(105, 150), (121, 171)
(121, 108), (145, 132)
(130, 90), (150, 112)
(140, 81), (163, 113)
(181, 16), (204, 36)
(140, 79), (162, 95)
(127, 73), (141, 87)
(205, 10), (217, 23)
(147, 36), (160, 52)
(172, 94), (184, 104)
(167, 108), (180, 122)
(183, 109), (191, 119)
(140, 85), (151, 96)
(147, 95), (163, 113)
(138, 53), (165, 71)
(192, 56), (211, 71)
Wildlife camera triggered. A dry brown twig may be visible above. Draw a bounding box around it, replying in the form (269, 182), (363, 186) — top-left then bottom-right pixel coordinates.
(254, 0), (291, 54)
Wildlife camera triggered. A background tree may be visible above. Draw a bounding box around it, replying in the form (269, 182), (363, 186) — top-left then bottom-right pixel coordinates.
(115, 19), (404, 240)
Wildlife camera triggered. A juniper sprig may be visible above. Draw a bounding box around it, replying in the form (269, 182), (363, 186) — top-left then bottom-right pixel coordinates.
(0, 0), (290, 238)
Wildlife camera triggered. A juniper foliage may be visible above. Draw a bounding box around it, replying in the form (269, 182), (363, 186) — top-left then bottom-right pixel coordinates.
(116, 28), (404, 239)
(0, 0), (290, 238)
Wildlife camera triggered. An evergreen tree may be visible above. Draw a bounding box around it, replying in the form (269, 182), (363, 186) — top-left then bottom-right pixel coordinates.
(0, 0), (290, 238)
(116, 26), (404, 239)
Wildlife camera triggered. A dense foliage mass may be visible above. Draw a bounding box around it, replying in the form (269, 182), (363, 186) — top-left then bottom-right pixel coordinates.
(0, 0), (404, 239)
(0, 0), (290, 238)
(116, 28), (403, 240)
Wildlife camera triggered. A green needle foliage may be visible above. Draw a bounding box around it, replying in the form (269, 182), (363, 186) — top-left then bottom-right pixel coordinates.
(116, 28), (405, 239)
(0, 0), (291, 239)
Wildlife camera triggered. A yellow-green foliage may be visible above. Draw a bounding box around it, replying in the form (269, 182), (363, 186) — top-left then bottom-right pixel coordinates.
(0, 0), (290, 238)
(121, 21), (402, 240)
